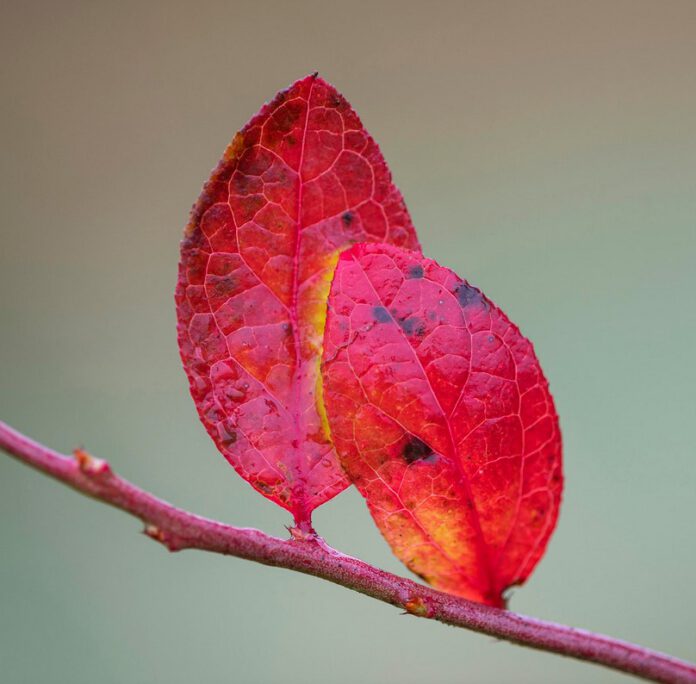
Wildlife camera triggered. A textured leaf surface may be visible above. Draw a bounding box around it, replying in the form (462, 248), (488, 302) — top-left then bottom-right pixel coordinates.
(322, 244), (562, 605)
(176, 75), (420, 526)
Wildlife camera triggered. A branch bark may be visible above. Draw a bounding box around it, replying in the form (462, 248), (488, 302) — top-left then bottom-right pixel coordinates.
(1, 419), (694, 684)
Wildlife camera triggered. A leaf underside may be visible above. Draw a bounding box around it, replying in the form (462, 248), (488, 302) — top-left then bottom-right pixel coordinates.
(176, 75), (420, 526)
(321, 244), (562, 605)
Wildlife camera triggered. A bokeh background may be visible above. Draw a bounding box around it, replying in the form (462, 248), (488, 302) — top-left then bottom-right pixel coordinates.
(1, 2), (695, 682)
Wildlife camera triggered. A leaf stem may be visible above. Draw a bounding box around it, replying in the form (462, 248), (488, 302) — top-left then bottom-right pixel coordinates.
(0, 419), (694, 684)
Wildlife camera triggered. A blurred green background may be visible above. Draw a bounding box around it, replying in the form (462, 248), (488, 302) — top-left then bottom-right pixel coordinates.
(1, 2), (694, 682)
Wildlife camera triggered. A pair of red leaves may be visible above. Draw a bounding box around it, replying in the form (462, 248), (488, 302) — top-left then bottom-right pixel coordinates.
(176, 74), (562, 607)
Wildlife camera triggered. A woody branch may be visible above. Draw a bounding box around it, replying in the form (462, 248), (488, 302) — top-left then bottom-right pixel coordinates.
(0, 419), (694, 684)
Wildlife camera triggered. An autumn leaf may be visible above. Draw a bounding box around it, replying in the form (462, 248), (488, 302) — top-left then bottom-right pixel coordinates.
(321, 243), (562, 605)
(176, 75), (420, 528)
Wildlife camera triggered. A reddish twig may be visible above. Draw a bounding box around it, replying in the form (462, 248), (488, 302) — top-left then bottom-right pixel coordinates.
(1, 419), (694, 684)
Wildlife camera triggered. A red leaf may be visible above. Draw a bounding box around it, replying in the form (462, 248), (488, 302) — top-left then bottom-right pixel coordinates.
(175, 75), (420, 528)
(321, 244), (562, 605)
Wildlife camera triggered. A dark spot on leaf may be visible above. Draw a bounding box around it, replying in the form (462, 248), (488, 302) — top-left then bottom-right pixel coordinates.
(219, 425), (237, 448)
(204, 407), (223, 424)
(403, 437), (437, 465)
(455, 282), (485, 308)
(407, 264), (424, 279)
(373, 306), (390, 323)
(212, 276), (236, 298)
(273, 102), (302, 133)
(237, 195), (265, 223)
(399, 316), (426, 337)
(231, 172), (258, 195)
(264, 399), (279, 415)
(342, 211), (354, 225)
(225, 386), (246, 403)
(186, 249), (206, 282)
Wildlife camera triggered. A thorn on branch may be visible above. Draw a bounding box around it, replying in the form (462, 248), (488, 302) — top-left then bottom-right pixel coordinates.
(73, 448), (112, 476)
(143, 523), (182, 552)
(404, 595), (434, 618)
(287, 524), (318, 542)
